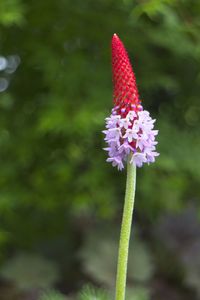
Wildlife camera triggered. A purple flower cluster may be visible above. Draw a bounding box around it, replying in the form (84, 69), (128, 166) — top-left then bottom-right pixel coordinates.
(103, 109), (159, 170)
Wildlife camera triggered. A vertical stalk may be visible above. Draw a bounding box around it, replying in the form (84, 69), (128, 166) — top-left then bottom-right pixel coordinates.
(115, 153), (137, 300)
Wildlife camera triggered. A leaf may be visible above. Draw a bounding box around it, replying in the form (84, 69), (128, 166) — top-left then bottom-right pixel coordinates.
(80, 226), (154, 286)
(79, 285), (109, 300)
(0, 253), (60, 290)
(39, 289), (67, 300)
(0, 0), (25, 26)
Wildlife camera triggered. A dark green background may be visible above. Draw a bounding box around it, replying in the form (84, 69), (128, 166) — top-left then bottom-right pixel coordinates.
(0, 0), (200, 299)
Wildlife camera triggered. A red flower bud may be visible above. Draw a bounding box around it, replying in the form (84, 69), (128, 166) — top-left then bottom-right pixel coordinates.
(111, 34), (142, 116)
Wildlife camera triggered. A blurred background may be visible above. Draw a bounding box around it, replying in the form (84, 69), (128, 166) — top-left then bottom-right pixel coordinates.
(0, 0), (200, 299)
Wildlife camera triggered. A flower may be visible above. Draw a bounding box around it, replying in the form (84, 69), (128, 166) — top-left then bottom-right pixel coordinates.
(103, 34), (159, 170)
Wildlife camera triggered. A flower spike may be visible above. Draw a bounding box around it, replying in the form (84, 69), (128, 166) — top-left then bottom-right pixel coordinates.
(112, 33), (141, 114)
(103, 34), (159, 170)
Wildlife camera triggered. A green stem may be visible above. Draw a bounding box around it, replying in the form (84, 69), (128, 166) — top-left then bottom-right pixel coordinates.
(115, 153), (137, 300)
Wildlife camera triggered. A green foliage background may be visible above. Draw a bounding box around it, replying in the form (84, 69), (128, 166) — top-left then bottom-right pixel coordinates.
(0, 0), (200, 299)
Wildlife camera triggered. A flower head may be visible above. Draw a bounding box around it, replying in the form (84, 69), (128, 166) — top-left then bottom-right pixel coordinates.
(103, 34), (159, 170)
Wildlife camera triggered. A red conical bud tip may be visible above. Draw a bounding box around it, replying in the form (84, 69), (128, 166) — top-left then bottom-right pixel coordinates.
(111, 34), (142, 116)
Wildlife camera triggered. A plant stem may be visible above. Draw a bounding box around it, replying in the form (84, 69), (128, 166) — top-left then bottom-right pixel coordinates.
(115, 153), (137, 300)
